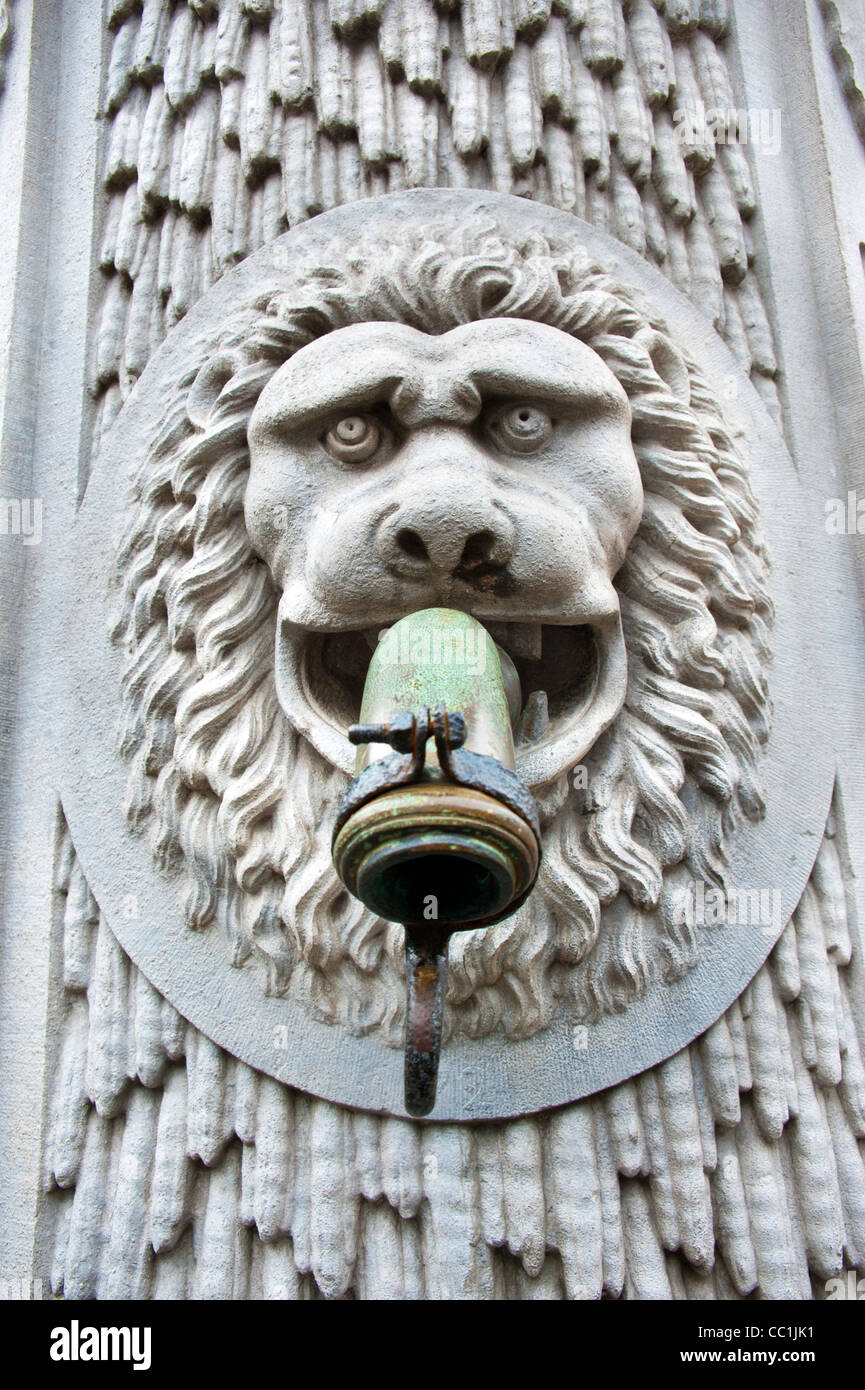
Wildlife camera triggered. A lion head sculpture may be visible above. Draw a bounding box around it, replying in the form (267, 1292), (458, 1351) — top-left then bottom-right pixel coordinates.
(112, 219), (771, 1045)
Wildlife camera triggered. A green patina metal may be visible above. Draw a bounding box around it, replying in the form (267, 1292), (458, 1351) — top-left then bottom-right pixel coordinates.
(355, 607), (518, 774)
(331, 607), (542, 1115)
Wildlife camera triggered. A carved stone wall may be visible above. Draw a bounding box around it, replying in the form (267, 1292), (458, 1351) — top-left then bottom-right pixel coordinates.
(1, 0), (864, 1304)
(821, 0), (865, 148)
(90, 0), (781, 469)
(0, 4), (11, 92)
(43, 801), (865, 1299)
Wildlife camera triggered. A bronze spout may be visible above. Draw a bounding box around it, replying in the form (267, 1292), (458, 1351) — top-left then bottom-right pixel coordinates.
(331, 610), (542, 1116)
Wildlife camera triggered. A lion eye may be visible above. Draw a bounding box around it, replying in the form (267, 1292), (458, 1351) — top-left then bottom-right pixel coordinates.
(323, 414), (382, 463)
(487, 404), (553, 454)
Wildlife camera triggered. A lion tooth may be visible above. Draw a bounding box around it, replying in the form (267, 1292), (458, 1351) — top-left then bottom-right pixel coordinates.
(518, 690), (549, 742)
(363, 627), (388, 651)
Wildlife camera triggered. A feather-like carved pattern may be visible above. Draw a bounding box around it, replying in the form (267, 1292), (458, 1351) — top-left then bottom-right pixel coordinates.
(44, 0), (859, 1301)
(44, 797), (865, 1299)
(88, 0), (782, 467)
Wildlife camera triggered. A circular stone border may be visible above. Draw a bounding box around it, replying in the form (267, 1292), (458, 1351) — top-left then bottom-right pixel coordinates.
(58, 189), (836, 1121)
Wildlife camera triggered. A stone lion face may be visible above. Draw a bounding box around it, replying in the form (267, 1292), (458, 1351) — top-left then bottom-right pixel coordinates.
(112, 221), (771, 1044)
(245, 318), (644, 788)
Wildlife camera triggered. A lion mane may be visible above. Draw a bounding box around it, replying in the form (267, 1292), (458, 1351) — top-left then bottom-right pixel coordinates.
(113, 221), (772, 1044)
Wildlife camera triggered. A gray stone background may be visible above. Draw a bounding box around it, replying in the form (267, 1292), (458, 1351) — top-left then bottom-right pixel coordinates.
(1, 0), (864, 1299)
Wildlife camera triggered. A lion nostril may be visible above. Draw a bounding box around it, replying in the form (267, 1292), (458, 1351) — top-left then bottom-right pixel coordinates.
(396, 528), (429, 563)
(458, 531), (496, 571)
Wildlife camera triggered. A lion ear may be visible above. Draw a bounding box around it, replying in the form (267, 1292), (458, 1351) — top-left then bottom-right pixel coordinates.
(635, 328), (691, 405)
(187, 354), (241, 429)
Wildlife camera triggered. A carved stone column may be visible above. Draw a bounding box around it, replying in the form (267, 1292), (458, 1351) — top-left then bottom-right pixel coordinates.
(1, 0), (864, 1302)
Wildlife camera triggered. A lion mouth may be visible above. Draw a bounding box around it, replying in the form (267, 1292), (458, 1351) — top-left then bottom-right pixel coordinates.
(313, 620), (596, 742)
(275, 609), (629, 791)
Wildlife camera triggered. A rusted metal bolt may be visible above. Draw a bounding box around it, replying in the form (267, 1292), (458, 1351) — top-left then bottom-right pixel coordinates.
(348, 708), (417, 753)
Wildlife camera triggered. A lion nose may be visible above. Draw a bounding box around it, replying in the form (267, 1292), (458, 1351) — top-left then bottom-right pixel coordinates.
(378, 500), (515, 579)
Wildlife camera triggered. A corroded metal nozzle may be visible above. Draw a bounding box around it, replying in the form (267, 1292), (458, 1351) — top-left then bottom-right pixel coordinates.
(331, 609), (542, 1117)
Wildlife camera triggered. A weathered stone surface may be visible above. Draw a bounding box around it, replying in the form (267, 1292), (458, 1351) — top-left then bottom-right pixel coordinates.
(0, 0), (863, 1303)
(41, 803), (865, 1299)
(58, 191), (836, 1121)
